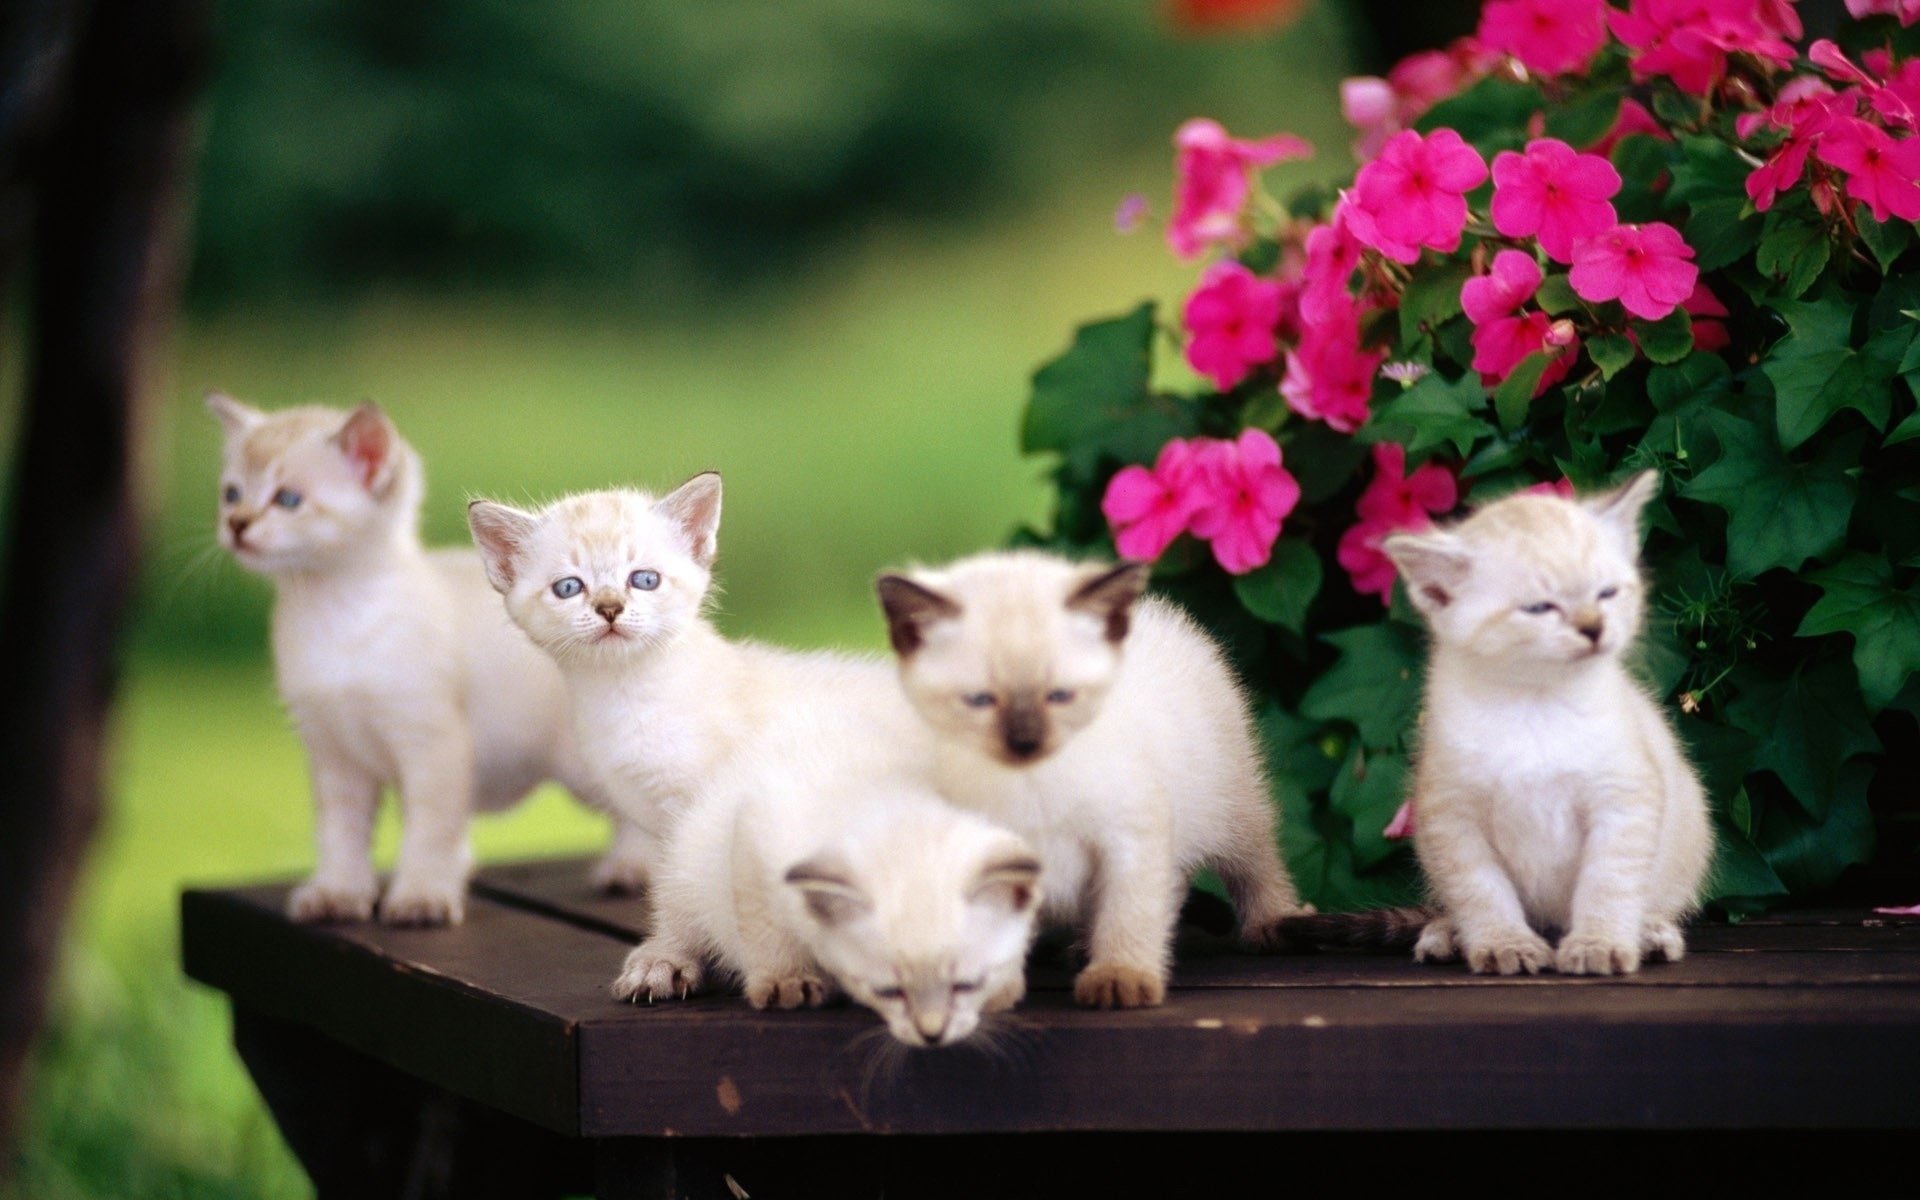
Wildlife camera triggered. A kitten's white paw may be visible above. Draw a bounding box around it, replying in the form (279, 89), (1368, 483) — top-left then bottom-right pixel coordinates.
(612, 944), (703, 1003)
(1464, 929), (1552, 975)
(378, 877), (465, 927)
(744, 973), (835, 1010)
(588, 852), (650, 896)
(287, 879), (376, 924)
(1641, 919), (1686, 963)
(982, 975), (1026, 1014)
(1073, 961), (1166, 1009)
(1412, 918), (1459, 963)
(1555, 932), (1641, 976)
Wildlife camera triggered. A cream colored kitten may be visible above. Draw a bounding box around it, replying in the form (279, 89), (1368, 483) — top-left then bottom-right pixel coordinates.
(1385, 470), (1712, 975)
(208, 393), (643, 926)
(613, 704), (1041, 1048)
(467, 478), (906, 890)
(877, 550), (1308, 1010)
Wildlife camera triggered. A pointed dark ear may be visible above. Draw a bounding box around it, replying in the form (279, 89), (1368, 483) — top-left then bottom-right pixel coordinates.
(875, 573), (961, 657)
(467, 500), (539, 593)
(1066, 561), (1151, 643)
(333, 401), (399, 493)
(205, 391), (263, 439)
(785, 854), (870, 926)
(1383, 531), (1471, 614)
(1585, 469), (1659, 549)
(968, 847), (1041, 916)
(654, 471), (722, 568)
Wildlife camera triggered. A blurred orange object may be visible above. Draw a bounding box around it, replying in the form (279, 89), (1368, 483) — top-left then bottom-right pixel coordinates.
(1168, 0), (1309, 34)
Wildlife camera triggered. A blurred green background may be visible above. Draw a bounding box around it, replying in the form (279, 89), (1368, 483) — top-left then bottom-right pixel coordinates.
(8, 1), (1361, 1194)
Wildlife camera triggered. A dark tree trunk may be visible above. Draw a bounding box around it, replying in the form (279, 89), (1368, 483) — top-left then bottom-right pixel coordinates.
(0, 0), (209, 1161)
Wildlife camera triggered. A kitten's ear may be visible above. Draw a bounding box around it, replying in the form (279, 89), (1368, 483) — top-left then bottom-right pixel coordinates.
(467, 500), (539, 593)
(1585, 469), (1659, 549)
(875, 574), (961, 657)
(968, 847), (1042, 916)
(1384, 531), (1471, 613)
(205, 391), (263, 439)
(785, 855), (871, 926)
(333, 401), (399, 494)
(654, 471), (722, 568)
(1066, 561), (1151, 643)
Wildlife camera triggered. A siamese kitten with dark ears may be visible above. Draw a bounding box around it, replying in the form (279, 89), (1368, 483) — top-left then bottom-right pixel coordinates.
(208, 393), (642, 925)
(877, 550), (1308, 1010)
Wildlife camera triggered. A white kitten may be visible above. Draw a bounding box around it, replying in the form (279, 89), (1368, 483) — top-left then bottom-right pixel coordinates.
(466, 478), (905, 891)
(208, 393), (642, 926)
(877, 550), (1308, 1010)
(1385, 470), (1712, 975)
(613, 704), (1042, 1048)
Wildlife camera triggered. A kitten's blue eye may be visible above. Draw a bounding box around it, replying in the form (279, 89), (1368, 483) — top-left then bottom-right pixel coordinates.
(552, 577), (584, 599)
(1598, 586), (1619, 600)
(628, 569), (661, 591)
(272, 488), (302, 509)
(872, 985), (905, 1001)
(1522, 601), (1558, 615)
(221, 484), (240, 504)
(962, 692), (997, 710)
(1045, 689), (1074, 705)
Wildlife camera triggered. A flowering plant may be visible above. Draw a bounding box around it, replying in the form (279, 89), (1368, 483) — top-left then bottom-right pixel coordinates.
(1019, 0), (1920, 913)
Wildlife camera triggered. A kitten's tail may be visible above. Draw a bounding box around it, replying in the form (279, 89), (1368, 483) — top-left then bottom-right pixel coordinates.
(1269, 906), (1437, 949)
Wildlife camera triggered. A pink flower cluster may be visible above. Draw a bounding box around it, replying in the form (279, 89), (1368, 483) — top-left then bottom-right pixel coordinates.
(1610, 0), (1798, 97)
(1345, 129), (1488, 264)
(1743, 42), (1920, 222)
(1101, 429), (1301, 575)
(1462, 250), (1576, 391)
(1167, 119), (1312, 260)
(1183, 261), (1291, 390)
(1340, 39), (1497, 161)
(1336, 444), (1459, 604)
(1477, 0), (1608, 79)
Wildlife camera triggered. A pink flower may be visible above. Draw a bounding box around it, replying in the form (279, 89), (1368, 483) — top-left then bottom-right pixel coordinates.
(1684, 283), (1731, 352)
(1461, 248), (1544, 324)
(1101, 439), (1211, 562)
(1568, 222), (1700, 321)
(1182, 262), (1287, 391)
(1588, 98), (1669, 156)
(1383, 799), (1416, 840)
(1848, 0), (1920, 23)
(1743, 80), (1841, 211)
(1188, 429), (1302, 575)
(1339, 443), (1458, 604)
(1280, 294), (1383, 433)
(1345, 129), (1489, 264)
(1610, 0), (1796, 97)
(1875, 903), (1920, 915)
(1815, 116), (1920, 222)
(1113, 194), (1149, 234)
(1168, 119), (1313, 260)
(1478, 0), (1608, 78)
(1298, 199), (1364, 324)
(1341, 76), (1398, 161)
(1490, 138), (1621, 262)
(1460, 250), (1575, 392)
(1389, 39), (1499, 112)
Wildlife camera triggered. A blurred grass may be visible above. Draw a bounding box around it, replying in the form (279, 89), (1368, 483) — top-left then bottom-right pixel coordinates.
(12, 49), (1351, 1197)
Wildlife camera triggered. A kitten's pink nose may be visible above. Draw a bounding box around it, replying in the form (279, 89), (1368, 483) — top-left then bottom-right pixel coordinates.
(914, 1012), (950, 1043)
(227, 515), (251, 542)
(594, 598), (624, 624)
(1578, 621), (1603, 645)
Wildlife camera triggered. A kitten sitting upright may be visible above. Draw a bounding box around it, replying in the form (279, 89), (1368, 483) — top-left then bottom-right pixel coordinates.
(1385, 471), (1712, 975)
(876, 550), (1308, 1010)
(208, 393), (644, 925)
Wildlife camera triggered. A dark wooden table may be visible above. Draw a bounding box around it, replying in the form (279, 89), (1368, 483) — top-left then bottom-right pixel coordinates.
(181, 858), (1920, 1199)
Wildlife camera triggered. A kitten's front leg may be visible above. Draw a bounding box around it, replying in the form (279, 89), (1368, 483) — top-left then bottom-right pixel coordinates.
(1418, 804), (1551, 975)
(1556, 796), (1660, 976)
(382, 733), (475, 926)
(613, 932), (706, 1002)
(590, 816), (655, 896)
(289, 763), (380, 923)
(1074, 825), (1178, 1009)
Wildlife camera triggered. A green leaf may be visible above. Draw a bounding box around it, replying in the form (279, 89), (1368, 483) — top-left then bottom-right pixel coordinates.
(1633, 308), (1694, 365)
(1755, 209), (1832, 298)
(1652, 89), (1703, 129)
(1611, 135), (1673, 224)
(1857, 210), (1913, 273)
(1328, 743), (1410, 871)
(1756, 760), (1877, 894)
(1493, 352), (1552, 431)
(1885, 408), (1920, 447)
(1679, 718), (1760, 816)
(1684, 196), (1763, 272)
(1587, 332), (1636, 379)
(1648, 352), (1732, 411)
(1681, 411), (1859, 577)
(1298, 622), (1425, 748)
(1797, 553), (1920, 710)
(1725, 659), (1879, 820)
(1760, 297), (1908, 450)
(1022, 304), (1195, 478)
(1399, 261), (1470, 345)
(1543, 87), (1625, 148)
(1535, 273), (1581, 316)
(1358, 370), (1492, 459)
(1233, 539), (1323, 635)
(1705, 812), (1790, 918)
(1415, 77), (1543, 144)
(1286, 423), (1370, 504)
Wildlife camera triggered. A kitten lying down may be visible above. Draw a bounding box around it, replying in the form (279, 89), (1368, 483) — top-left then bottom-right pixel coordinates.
(613, 703), (1044, 1049)
(1280, 472), (1712, 975)
(206, 394), (641, 926)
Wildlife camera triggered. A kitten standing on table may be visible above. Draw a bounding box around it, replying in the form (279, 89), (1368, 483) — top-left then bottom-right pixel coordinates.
(207, 394), (644, 926)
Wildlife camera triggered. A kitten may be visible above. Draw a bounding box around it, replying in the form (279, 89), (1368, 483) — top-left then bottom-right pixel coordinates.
(875, 550), (1308, 1010)
(1381, 470), (1712, 975)
(466, 478), (906, 890)
(207, 393), (644, 926)
(613, 704), (1042, 1048)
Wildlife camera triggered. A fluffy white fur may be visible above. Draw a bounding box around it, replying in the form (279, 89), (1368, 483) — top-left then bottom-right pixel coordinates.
(877, 550), (1307, 1009)
(613, 704), (1042, 1048)
(208, 393), (638, 926)
(466, 478), (904, 891)
(1387, 471), (1713, 976)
